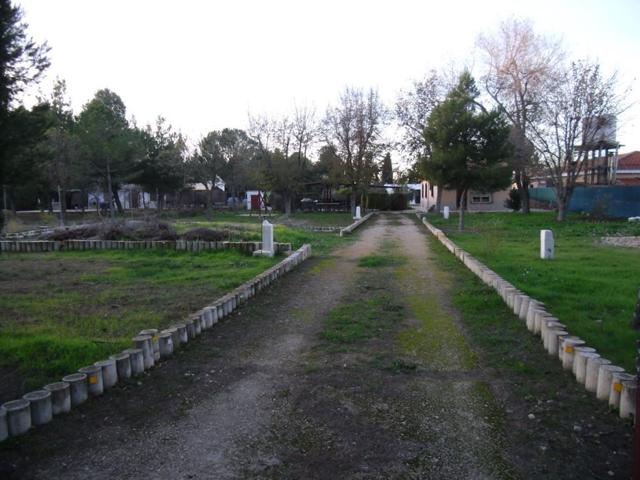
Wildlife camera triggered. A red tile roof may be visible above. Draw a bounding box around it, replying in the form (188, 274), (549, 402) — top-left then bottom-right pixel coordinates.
(618, 151), (640, 169)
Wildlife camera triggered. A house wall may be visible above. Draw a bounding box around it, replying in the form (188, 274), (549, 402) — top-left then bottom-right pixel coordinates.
(419, 180), (509, 212)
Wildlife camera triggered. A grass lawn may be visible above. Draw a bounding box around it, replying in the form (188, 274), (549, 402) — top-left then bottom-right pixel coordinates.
(425, 211), (640, 371)
(0, 249), (279, 394)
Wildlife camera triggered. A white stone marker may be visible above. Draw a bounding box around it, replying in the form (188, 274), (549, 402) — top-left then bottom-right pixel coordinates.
(354, 206), (361, 220)
(443, 206), (450, 219)
(253, 220), (274, 258)
(540, 229), (554, 260)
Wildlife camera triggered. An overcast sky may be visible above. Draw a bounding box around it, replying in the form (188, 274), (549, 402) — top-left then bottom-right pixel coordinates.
(17, 0), (640, 161)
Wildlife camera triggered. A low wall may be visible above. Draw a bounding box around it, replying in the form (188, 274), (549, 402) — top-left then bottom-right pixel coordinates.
(0, 243), (312, 442)
(419, 214), (636, 422)
(0, 239), (291, 255)
(339, 212), (375, 237)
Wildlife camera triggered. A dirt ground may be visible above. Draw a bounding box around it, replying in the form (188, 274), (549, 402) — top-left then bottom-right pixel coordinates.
(0, 214), (633, 479)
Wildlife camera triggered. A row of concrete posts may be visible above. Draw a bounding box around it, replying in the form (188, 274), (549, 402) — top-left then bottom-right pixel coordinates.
(0, 243), (312, 442)
(422, 216), (636, 421)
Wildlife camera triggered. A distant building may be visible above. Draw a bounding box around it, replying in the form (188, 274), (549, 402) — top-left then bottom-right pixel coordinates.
(419, 181), (510, 213)
(614, 151), (640, 186)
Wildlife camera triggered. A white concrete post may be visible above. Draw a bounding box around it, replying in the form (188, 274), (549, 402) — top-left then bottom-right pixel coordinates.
(354, 206), (361, 220)
(540, 229), (554, 260)
(263, 220), (274, 256)
(443, 206), (450, 219)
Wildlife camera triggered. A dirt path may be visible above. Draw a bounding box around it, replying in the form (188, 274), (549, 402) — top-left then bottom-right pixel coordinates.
(0, 213), (631, 479)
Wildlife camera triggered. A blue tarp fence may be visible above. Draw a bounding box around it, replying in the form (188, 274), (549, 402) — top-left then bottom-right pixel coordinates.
(529, 186), (640, 218)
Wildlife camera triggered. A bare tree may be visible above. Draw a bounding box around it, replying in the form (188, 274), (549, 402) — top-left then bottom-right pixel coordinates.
(324, 87), (388, 215)
(395, 71), (450, 211)
(477, 18), (565, 213)
(527, 60), (623, 221)
(292, 102), (317, 160)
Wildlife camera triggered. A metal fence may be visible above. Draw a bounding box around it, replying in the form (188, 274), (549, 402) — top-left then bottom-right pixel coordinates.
(529, 186), (640, 218)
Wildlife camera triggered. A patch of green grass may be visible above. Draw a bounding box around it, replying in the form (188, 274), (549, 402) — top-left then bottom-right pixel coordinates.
(0, 248), (281, 390)
(396, 293), (476, 371)
(426, 211), (640, 371)
(358, 253), (406, 268)
(0, 333), (128, 390)
(323, 295), (402, 344)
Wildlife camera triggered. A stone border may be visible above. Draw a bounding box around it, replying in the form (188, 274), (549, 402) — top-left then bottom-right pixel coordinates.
(0, 239), (291, 255)
(339, 212), (375, 237)
(0, 244), (312, 442)
(419, 214), (637, 422)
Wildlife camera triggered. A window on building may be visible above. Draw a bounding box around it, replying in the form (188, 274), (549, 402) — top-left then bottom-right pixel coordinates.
(470, 192), (492, 204)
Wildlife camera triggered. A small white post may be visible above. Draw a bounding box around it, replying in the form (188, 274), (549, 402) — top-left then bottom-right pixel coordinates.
(254, 220), (274, 257)
(540, 229), (554, 260)
(354, 206), (361, 220)
(443, 206), (450, 219)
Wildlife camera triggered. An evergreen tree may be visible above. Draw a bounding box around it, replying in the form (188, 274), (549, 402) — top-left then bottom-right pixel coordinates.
(424, 71), (512, 230)
(381, 152), (393, 184)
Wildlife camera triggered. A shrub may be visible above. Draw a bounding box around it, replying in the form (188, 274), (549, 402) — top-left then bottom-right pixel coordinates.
(367, 192), (410, 211)
(504, 188), (521, 211)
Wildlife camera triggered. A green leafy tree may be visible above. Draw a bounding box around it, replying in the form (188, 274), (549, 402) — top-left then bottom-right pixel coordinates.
(424, 71), (512, 230)
(135, 117), (185, 209)
(76, 89), (142, 216)
(0, 0), (50, 208)
(1, 104), (53, 211)
(381, 152), (393, 184)
(40, 78), (83, 224)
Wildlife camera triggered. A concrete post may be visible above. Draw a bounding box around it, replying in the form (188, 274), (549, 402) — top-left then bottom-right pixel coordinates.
(585, 357), (611, 393)
(158, 332), (173, 358)
(62, 373), (88, 406)
(23, 390), (52, 425)
(110, 352), (132, 380)
(559, 336), (585, 369)
(542, 320), (564, 349)
(574, 351), (600, 384)
(192, 315), (202, 336)
(95, 359), (118, 389)
(0, 406), (7, 442)
(609, 372), (635, 409)
(540, 229), (554, 260)
(443, 206), (450, 219)
(253, 220), (274, 257)
(123, 348), (144, 375)
(3, 399), (31, 436)
(354, 206), (361, 220)
(571, 346), (595, 375)
(184, 319), (196, 339)
(44, 382), (71, 415)
(546, 329), (568, 356)
(518, 296), (530, 321)
(133, 335), (154, 369)
(79, 365), (104, 396)
(620, 380), (637, 420)
(172, 324), (188, 344)
(140, 329), (160, 362)
(596, 364), (625, 401)
(162, 328), (180, 350)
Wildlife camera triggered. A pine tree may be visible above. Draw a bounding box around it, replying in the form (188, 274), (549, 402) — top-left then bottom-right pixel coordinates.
(381, 152), (393, 184)
(424, 71), (512, 230)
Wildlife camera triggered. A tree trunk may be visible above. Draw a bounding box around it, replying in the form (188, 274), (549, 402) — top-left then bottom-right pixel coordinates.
(557, 197), (568, 221)
(436, 184), (443, 213)
(106, 162), (115, 218)
(58, 185), (66, 226)
(350, 190), (357, 216)
(515, 171), (531, 214)
(458, 190), (467, 231)
(112, 185), (124, 214)
(284, 192), (292, 215)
